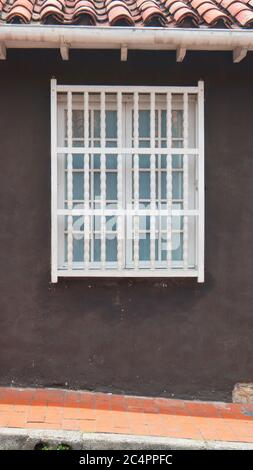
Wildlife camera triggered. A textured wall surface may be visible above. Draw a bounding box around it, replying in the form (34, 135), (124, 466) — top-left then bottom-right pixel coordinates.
(0, 50), (253, 401)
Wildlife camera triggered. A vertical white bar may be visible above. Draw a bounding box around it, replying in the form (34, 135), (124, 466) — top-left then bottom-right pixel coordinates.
(100, 91), (106, 269)
(150, 92), (156, 270)
(197, 81), (205, 282)
(166, 91), (172, 270)
(67, 90), (73, 270)
(133, 92), (139, 270)
(84, 91), (90, 271)
(183, 92), (188, 270)
(51, 79), (58, 283)
(117, 91), (123, 270)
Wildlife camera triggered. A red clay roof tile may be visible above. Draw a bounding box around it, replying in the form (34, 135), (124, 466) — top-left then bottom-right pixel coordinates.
(203, 8), (229, 24)
(236, 8), (253, 24)
(0, 0), (253, 27)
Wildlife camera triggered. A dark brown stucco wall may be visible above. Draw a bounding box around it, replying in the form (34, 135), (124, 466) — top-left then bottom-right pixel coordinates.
(0, 49), (253, 401)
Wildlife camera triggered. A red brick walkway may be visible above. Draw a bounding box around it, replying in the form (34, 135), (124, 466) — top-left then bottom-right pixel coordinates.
(0, 387), (253, 443)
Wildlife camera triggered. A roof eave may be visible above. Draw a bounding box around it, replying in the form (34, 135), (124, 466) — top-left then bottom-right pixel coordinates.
(1, 25), (253, 60)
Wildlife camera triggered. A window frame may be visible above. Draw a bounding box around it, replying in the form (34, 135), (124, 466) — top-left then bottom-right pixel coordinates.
(51, 81), (205, 283)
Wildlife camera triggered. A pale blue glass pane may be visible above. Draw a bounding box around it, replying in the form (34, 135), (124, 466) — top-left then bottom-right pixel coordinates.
(155, 238), (158, 261)
(106, 173), (117, 200)
(93, 238), (101, 262)
(73, 215), (84, 232)
(106, 238), (117, 262)
(139, 110), (150, 138)
(172, 215), (183, 231)
(156, 172), (158, 200)
(161, 234), (167, 261)
(73, 236), (84, 262)
(94, 111), (101, 138)
(93, 173), (101, 201)
(93, 154), (100, 169)
(139, 172), (150, 200)
(73, 141), (83, 148)
(161, 172), (167, 199)
(172, 154), (183, 168)
(161, 216), (167, 231)
(139, 234), (150, 261)
(139, 155), (150, 168)
(161, 155), (166, 168)
(72, 110), (84, 139)
(73, 154), (84, 169)
(106, 111), (117, 139)
(73, 173), (84, 200)
(93, 216), (101, 232)
(139, 140), (150, 148)
(172, 233), (183, 261)
(139, 215), (150, 230)
(161, 110), (167, 138)
(106, 141), (117, 148)
(172, 172), (183, 199)
(172, 110), (183, 138)
(106, 155), (117, 169)
(172, 140), (183, 149)
(106, 215), (117, 231)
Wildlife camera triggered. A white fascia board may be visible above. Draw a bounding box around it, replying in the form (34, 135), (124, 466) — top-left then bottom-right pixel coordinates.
(1, 25), (253, 52)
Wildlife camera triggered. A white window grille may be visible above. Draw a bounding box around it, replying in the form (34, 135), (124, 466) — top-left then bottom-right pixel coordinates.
(51, 80), (204, 282)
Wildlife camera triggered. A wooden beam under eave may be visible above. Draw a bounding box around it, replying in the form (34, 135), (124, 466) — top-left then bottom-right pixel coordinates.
(0, 43), (6, 60)
(233, 47), (247, 63)
(176, 47), (186, 63)
(60, 45), (69, 61)
(121, 45), (128, 62)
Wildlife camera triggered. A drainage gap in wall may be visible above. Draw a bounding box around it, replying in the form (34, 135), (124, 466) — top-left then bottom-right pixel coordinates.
(34, 441), (72, 450)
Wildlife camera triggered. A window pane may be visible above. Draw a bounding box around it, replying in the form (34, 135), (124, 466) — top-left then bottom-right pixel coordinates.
(139, 172), (150, 200)
(106, 155), (117, 169)
(73, 173), (84, 200)
(93, 237), (101, 262)
(73, 236), (84, 262)
(106, 173), (117, 200)
(73, 110), (84, 139)
(93, 154), (100, 169)
(161, 172), (167, 200)
(94, 111), (101, 138)
(172, 110), (183, 138)
(106, 111), (117, 139)
(161, 110), (167, 138)
(139, 110), (150, 138)
(172, 155), (183, 168)
(172, 233), (183, 261)
(106, 237), (117, 262)
(172, 172), (183, 200)
(73, 215), (84, 232)
(106, 215), (117, 232)
(139, 215), (150, 231)
(139, 234), (150, 261)
(73, 154), (84, 169)
(139, 155), (150, 168)
(93, 173), (101, 201)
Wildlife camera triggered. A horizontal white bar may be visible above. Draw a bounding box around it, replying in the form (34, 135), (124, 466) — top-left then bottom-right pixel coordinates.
(57, 147), (199, 155)
(57, 209), (199, 216)
(56, 269), (199, 278)
(56, 85), (199, 93)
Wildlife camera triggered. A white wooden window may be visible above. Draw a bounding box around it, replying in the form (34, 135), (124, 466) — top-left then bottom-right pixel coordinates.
(51, 81), (204, 282)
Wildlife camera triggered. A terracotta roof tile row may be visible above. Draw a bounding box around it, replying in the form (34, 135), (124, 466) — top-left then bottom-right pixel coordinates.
(1, 0), (253, 28)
